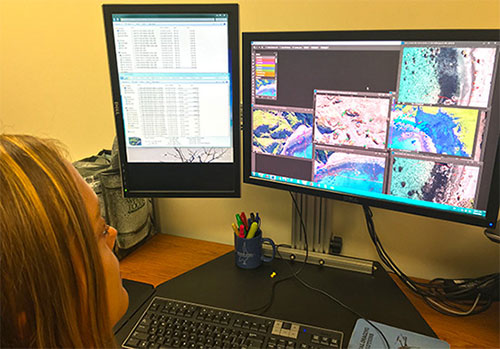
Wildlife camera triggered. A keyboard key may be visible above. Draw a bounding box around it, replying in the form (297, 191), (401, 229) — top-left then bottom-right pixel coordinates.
(236, 335), (247, 345)
(125, 337), (140, 347)
(245, 338), (263, 348)
(132, 331), (149, 341)
(136, 324), (148, 333)
(140, 318), (152, 326)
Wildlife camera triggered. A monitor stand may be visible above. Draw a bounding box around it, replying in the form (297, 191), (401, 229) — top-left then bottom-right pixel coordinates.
(287, 193), (374, 274)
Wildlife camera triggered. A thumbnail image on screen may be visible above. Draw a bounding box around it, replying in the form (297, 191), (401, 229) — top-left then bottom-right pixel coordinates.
(314, 92), (391, 150)
(314, 149), (387, 193)
(398, 47), (497, 108)
(389, 156), (480, 209)
(388, 104), (479, 158)
(256, 79), (277, 98)
(253, 108), (313, 159)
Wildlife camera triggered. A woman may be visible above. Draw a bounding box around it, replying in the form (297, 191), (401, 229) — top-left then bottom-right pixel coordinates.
(0, 134), (128, 347)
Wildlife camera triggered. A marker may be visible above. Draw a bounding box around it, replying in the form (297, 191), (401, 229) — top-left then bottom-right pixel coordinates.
(239, 224), (246, 238)
(240, 212), (249, 231)
(246, 222), (259, 239)
(235, 213), (243, 228)
(232, 223), (239, 235)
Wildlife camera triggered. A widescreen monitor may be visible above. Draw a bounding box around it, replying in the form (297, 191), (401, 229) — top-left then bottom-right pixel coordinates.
(243, 30), (499, 227)
(103, 4), (240, 197)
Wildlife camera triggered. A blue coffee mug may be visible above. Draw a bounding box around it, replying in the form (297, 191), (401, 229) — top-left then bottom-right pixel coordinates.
(234, 233), (276, 269)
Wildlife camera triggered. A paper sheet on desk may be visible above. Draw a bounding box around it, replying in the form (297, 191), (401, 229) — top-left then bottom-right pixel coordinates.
(348, 319), (449, 349)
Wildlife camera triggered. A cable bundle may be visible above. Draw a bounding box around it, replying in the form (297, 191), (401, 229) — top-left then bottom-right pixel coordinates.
(362, 205), (499, 316)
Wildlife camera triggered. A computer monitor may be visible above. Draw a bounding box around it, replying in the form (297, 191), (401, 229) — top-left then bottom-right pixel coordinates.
(103, 4), (240, 197)
(243, 30), (499, 228)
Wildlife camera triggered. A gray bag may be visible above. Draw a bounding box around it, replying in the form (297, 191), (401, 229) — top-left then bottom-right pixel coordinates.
(73, 140), (156, 259)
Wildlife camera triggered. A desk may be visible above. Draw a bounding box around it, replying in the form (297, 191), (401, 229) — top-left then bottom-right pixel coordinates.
(120, 234), (499, 348)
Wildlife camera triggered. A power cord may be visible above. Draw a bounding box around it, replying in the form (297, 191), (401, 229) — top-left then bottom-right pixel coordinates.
(247, 192), (310, 314)
(362, 205), (499, 316)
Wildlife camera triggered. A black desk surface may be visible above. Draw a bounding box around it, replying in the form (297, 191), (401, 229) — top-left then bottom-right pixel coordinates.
(114, 279), (155, 335)
(117, 251), (434, 346)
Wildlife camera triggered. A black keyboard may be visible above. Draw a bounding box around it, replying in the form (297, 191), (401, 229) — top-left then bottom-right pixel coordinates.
(123, 296), (343, 349)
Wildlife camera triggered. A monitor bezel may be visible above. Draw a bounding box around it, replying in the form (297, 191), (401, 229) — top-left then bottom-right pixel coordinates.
(103, 4), (240, 198)
(242, 29), (500, 227)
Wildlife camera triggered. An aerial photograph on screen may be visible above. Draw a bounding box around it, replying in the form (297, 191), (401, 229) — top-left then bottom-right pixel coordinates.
(388, 105), (479, 157)
(390, 157), (480, 208)
(398, 47), (497, 108)
(314, 93), (390, 149)
(253, 108), (313, 158)
(256, 78), (277, 98)
(314, 149), (386, 193)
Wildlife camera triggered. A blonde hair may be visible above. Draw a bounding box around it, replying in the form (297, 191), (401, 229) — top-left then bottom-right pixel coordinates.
(0, 134), (116, 348)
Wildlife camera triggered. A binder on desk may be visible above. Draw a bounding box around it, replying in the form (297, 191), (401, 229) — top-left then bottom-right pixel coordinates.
(348, 318), (449, 349)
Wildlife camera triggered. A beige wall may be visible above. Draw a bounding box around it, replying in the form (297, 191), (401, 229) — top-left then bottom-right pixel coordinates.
(1, 0), (499, 279)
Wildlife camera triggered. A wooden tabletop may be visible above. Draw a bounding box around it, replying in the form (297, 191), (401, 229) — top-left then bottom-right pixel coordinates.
(120, 234), (499, 349)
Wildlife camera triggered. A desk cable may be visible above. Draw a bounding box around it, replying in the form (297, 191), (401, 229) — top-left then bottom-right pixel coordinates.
(362, 205), (499, 317)
(248, 192), (390, 349)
